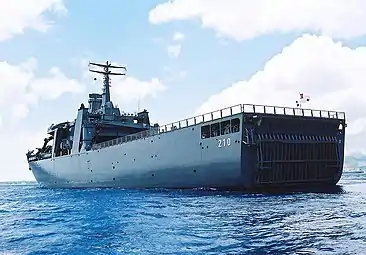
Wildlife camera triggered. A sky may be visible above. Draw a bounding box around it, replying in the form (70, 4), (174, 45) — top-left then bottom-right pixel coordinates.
(1, 0), (366, 181)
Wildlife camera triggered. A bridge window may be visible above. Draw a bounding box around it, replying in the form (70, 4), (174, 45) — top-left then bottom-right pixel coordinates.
(201, 125), (210, 139)
(211, 123), (220, 137)
(221, 120), (231, 135)
(201, 118), (241, 139)
(231, 118), (240, 133)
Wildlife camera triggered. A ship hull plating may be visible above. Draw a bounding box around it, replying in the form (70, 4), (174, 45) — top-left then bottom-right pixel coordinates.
(30, 115), (244, 189)
(29, 112), (346, 190)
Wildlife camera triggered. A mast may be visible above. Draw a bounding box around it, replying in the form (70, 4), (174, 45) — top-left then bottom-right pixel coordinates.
(88, 61), (127, 112)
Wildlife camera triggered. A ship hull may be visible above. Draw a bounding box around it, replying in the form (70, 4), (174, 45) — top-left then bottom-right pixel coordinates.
(29, 111), (346, 190)
(29, 114), (244, 189)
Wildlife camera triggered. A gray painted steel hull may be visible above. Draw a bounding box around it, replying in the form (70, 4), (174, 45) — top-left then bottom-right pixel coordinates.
(29, 109), (346, 190)
(29, 115), (245, 189)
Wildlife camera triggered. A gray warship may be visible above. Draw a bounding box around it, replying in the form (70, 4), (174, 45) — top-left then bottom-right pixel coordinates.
(26, 61), (347, 190)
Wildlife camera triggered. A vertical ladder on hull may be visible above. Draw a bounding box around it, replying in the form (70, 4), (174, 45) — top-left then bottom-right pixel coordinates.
(243, 127), (256, 146)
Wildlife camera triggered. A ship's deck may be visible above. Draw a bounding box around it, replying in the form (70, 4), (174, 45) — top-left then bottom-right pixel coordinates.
(91, 104), (346, 150)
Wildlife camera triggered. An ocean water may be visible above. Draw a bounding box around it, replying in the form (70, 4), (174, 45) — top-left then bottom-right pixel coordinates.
(0, 171), (365, 255)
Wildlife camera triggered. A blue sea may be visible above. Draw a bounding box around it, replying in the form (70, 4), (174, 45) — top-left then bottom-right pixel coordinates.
(0, 170), (365, 255)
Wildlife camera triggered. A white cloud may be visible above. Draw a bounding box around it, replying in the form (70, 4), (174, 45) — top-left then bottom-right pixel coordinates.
(167, 32), (185, 58)
(12, 103), (30, 121)
(0, 0), (68, 181)
(0, 58), (85, 126)
(173, 32), (185, 41)
(167, 44), (182, 58)
(0, 0), (66, 42)
(152, 32), (185, 58)
(29, 67), (84, 100)
(0, 128), (47, 182)
(149, 0), (366, 41)
(0, 59), (84, 181)
(111, 76), (166, 106)
(193, 34), (366, 155)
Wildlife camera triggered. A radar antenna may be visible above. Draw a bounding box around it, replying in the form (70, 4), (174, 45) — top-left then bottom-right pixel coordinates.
(88, 61), (127, 110)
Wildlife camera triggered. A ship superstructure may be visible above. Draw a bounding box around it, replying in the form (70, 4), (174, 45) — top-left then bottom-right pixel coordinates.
(26, 61), (347, 190)
(27, 61), (155, 161)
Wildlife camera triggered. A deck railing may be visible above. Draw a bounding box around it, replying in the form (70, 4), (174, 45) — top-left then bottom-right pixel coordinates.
(91, 104), (346, 150)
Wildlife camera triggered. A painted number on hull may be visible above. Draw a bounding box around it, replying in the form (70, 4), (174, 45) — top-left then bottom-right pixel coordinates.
(218, 138), (231, 148)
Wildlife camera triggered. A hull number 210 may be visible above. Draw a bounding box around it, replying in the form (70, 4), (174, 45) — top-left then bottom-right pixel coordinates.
(218, 138), (231, 148)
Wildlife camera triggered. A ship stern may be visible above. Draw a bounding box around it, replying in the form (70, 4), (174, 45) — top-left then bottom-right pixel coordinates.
(240, 106), (346, 190)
